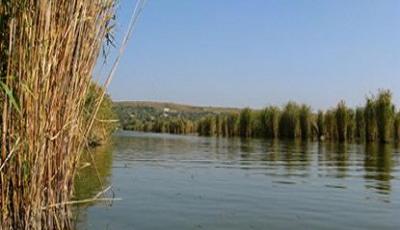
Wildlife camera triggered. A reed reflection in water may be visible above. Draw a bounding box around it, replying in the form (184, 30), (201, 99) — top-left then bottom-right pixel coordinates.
(75, 131), (400, 230)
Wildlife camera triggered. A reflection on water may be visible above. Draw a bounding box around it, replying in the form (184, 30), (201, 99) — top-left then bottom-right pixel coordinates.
(364, 144), (394, 195)
(73, 144), (114, 229)
(75, 131), (400, 230)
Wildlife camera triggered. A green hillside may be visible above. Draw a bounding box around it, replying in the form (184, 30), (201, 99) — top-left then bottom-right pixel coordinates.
(113, 101), (239, 132)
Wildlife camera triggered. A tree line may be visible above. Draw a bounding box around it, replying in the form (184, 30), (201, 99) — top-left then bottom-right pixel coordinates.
(127, 117), (196, 135)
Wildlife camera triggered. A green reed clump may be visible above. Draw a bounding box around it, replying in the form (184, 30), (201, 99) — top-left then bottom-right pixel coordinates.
(355, 107), (365, 141)
(251, 110), (264, 137)
(263, 106), (280, 139)
(299, 104), (312, 140)
(220, 115), (228, 137)
(364, 96), (377, 142)
(394, 112), (400, 142)
(239, 108), (253, 138)
(215, 114), (223, 137)
(317, 110), (325, 140)
(335, 101), (349, 142)
(324, 110), (337, 140)
(279, 102), (300, 139)
(197, 116), (216, 136)
(375, 90), (395, 143)
(226, 113), (239, 137)
(346, 108), (355, 141)
(165, 118), (192, 134)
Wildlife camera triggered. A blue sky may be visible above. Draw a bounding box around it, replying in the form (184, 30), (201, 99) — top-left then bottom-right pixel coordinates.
(101, 0), (400, 109)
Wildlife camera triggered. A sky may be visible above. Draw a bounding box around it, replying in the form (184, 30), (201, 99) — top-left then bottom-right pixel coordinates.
(100, 0), (400, 110)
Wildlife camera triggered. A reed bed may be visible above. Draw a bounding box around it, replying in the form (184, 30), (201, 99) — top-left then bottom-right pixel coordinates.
(0, 0), (118, 228)
(191, 90), (399, 144)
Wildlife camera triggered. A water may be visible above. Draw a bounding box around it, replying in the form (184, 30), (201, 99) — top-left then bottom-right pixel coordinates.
(74, 131), (400, 230)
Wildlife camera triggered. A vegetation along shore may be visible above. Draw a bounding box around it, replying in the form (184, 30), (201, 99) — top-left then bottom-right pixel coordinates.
(115, 90), (400, 144)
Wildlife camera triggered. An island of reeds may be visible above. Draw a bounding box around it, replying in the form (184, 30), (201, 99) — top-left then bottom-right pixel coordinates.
(116, 90), (400, 144)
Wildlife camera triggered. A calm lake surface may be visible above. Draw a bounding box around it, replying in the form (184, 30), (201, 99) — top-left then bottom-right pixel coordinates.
(74, 131), (400, 230)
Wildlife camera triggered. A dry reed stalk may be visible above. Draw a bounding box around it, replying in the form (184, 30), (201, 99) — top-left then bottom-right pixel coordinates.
(0, 0), (145, 229)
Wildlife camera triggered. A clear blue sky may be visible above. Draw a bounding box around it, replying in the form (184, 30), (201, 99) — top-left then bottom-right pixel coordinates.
(103, 0), (400, 109)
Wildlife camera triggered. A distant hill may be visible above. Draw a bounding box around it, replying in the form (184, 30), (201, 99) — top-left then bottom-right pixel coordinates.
(113, 101), (240, 130)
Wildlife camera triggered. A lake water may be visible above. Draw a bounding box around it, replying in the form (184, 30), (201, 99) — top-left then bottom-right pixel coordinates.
(74, 131), (400, 230)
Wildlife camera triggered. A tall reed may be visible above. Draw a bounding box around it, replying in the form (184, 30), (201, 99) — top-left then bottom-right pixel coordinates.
(226, 113), (239, 137)
(251, 111), (264, 137)
(317, 110), (325, 140)
(279, 102), (300, 139)
(263, 106), (280, 139)
(375, 90), (394, 143)
(239, 108), (252, 138)
(355, 107), (365, 141)
(346, 108), (355, 141)
(324, 110), (337, 140)
(215, 114), (223, 137)
(0, 1), (117, 228)
(335, 101), (348, 142)
(394, 112), (400, 142)
(299, 104), (312, 140)
(364, 96), (377, 142)
(197, 116), (216, 136)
